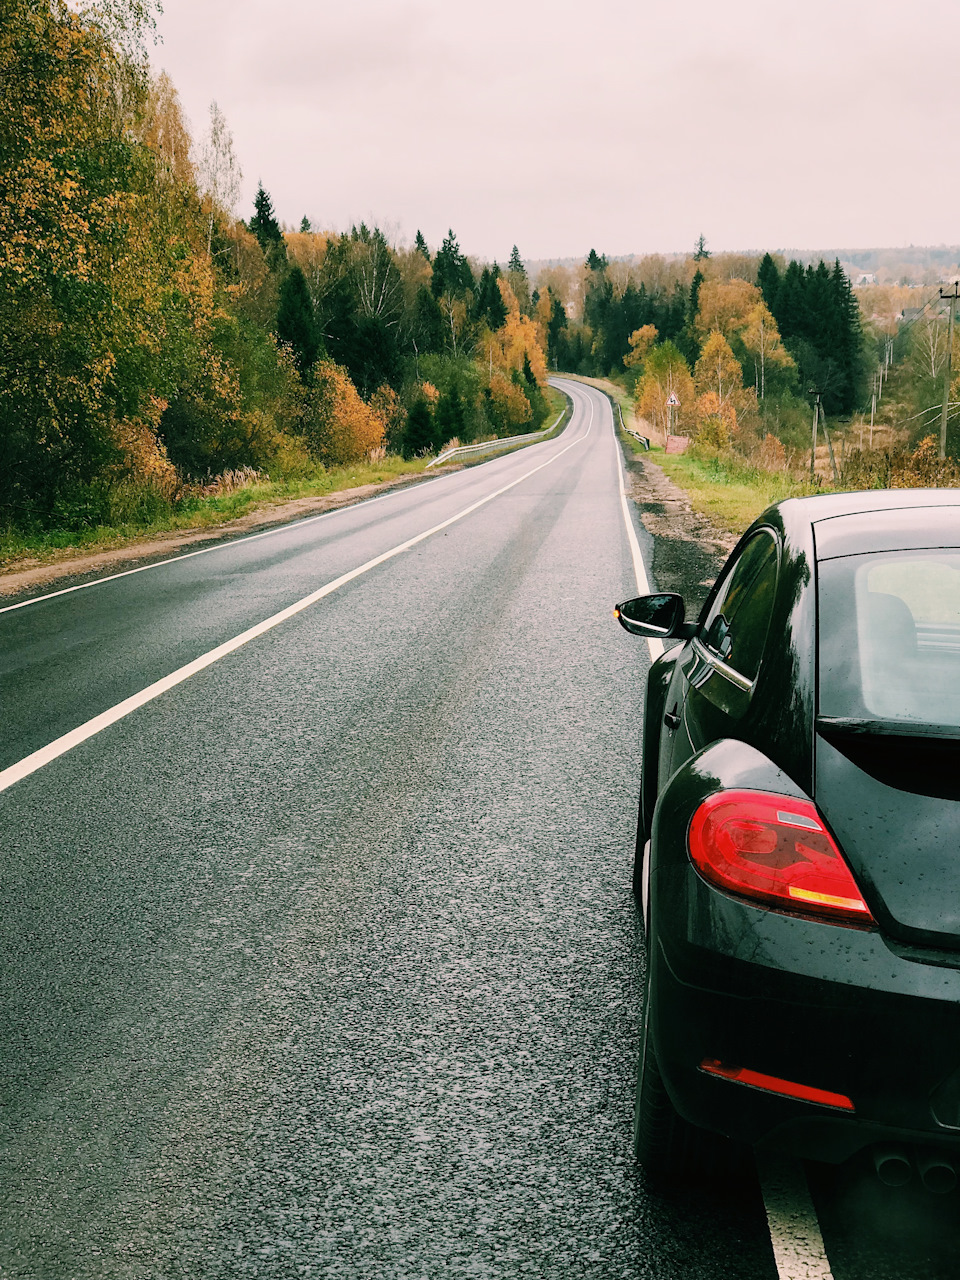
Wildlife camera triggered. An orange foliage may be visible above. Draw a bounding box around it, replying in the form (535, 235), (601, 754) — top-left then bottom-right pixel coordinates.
(694, 279), (761, 339)
(481, 279), (548, 384)
(304, 361), (386, 465)
(623, 324), (658, 369)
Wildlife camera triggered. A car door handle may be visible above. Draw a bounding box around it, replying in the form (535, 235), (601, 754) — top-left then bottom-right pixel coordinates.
(664, 708), (681, 730)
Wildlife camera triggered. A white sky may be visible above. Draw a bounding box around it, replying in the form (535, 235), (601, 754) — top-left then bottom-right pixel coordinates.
(153, 0), (960, 262)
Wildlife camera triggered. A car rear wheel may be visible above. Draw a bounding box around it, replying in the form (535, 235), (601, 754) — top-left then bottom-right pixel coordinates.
(634, 970), (748, 1187)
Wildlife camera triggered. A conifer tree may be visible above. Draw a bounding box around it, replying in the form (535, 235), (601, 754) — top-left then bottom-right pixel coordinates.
(693, 234), (711, 261)
(508, 245), (526, 277)
(757, 253), (780, 311)
(277, 267), (320, 374)
(250, 183), (283, 248)
(300, 215), (311, 232)
(403, 399), (435, 458)
(431, 229), (474, 298)
(414, 230), (430, 261)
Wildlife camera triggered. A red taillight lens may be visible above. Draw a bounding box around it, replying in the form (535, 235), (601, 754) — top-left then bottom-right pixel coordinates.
(688, 790), (874, 926)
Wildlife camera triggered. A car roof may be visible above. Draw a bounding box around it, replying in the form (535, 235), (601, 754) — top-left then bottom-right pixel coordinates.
(770, 490), (960, 560)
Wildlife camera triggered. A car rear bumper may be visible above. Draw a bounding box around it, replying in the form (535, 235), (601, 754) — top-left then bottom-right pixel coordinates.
(650, 868), (960, 1163)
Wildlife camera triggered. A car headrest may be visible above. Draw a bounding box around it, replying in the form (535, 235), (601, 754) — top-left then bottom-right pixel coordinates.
(864, 591), (917, 657)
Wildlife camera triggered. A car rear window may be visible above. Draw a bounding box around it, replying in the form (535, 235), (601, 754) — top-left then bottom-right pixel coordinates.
(819, 550), (960, 726)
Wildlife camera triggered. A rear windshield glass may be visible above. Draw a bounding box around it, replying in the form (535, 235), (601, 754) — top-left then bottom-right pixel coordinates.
(819, 551), (960, 726)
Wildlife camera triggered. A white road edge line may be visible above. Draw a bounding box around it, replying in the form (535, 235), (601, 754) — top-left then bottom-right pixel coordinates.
(0, 407), (593, 796)
(611, 402), (664, 662)
(612, 399), (834, 1280)
(756, 1153), (835, 1280)
(0, 470), (464, 616)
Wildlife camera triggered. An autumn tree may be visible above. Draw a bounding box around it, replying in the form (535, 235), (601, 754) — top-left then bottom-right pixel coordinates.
(636, 342), (695, 438)
(741, 301), (794, 399)
(694, 279), (761, 340)
(197, 100), (242, 257)
(623, 324), (658, 369)
(301, 360), (385, 465)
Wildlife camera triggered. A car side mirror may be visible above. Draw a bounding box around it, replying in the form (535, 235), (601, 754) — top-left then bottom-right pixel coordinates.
(614, 593), (696, 639)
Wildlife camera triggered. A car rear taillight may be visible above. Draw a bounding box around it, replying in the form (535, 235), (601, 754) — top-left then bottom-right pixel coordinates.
(688, 790), (875, 926)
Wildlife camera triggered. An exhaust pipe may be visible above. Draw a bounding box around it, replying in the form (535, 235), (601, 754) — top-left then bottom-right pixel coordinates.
(873, 1145), (912, 1187)
(917, 1153), (957, 1196)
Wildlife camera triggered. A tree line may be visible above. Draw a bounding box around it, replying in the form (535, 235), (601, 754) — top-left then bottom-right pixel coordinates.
(0, 0), (553, 531)
(540, 240), (868, 462)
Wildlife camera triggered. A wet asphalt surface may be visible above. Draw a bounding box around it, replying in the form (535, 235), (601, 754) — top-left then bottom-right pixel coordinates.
(1, 380), (958, 1278)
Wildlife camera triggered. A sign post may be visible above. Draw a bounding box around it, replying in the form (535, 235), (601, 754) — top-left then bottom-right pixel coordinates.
(665, 391), (680, 438)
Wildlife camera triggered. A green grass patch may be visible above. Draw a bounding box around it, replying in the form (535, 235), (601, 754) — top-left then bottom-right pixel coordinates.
(645, 448), (822, 535)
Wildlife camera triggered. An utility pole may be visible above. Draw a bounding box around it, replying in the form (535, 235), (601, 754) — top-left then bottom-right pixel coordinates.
(810, 392), (820, 480)
(939, 284), (959, 459)
(821, 406), (840, 484)
(870, 375), (876, 448)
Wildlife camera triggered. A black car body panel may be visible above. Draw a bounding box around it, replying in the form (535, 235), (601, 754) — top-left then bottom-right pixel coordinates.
(624, 489), (960, 1166)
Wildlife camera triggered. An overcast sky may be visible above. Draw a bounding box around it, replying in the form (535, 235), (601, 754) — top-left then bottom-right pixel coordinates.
(153, 0), (960, 262)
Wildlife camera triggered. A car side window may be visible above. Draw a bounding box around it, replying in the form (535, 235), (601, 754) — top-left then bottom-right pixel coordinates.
(700, 531), (779, 682)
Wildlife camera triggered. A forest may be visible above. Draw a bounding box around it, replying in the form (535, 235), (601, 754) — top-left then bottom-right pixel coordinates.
(0, 0), (554, 536)
(537, 240), (870, 470)
(9, 0), (951, 547)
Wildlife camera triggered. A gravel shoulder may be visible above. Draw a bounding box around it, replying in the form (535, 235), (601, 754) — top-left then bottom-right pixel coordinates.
(624, 451), (737, 617)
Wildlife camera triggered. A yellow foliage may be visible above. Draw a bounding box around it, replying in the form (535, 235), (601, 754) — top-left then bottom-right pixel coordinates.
(420, 382), (440, 405)
(304, 361), (386, 466)
(637, 351), (695, 437)
(695, 279), (761, 339)
(285, 231), (331, 293)
(623, 324), (658, 369)
(480, 278), (548, 384)
(110, 396), (179, 496)
(487, 371), (532, 434)
(694, 332), (744, 410)
(140, 71), (196, 190)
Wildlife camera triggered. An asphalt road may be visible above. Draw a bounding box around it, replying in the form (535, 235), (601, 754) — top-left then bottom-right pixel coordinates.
(0, 379), (955, 1279)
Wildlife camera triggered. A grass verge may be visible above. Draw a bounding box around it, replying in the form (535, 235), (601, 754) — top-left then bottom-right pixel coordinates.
(637, 444), (822, 535)
(0, 388), (570, 571)
(0, 455), (436, 568)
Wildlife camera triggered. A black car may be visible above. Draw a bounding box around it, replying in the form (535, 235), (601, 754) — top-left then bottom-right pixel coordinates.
(616, 490), (960, 1190)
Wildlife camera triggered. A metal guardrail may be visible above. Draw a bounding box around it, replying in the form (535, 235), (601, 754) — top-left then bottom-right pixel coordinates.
(426, 408), (566, 468)
(614, 401), (649, 451)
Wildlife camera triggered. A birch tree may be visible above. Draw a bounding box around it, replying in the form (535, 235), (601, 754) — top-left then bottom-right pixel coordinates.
(197, 100), (242, 257)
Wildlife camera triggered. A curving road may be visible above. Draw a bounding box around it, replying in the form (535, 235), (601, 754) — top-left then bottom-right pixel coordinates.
(1, 379), (953, 1278)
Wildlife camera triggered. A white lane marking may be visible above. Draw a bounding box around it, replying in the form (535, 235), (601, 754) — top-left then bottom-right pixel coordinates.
(611, 399), (664, 662)
(757, 1153), (835, 1280)
(0, 411), (579, 617)
(0, 405), (593, 796)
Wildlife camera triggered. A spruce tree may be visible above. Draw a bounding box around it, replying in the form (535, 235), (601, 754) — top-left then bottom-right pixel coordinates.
(403, 399), (436, 458)
(431, 229), (473, 298)
(414, 230), (430, 261)
(250, 183), (284, 251)
(300, 216), (312, 232)
(693, 234), (711, 261)
(757, 253), (780, 311)
(508, 245), (526, 277)
(276, 267), (320, 374)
